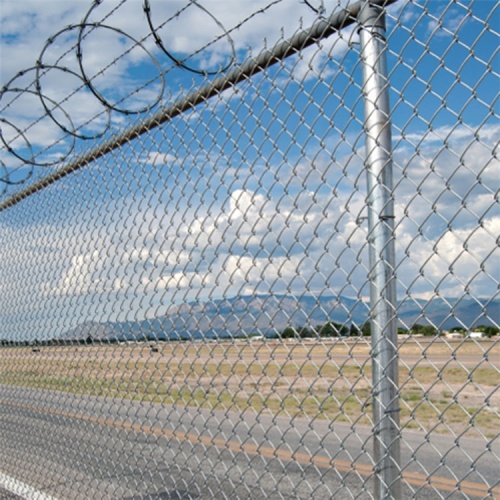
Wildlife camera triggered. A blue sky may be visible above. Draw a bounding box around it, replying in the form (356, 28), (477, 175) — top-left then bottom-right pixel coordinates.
(0, 0), (498, 339)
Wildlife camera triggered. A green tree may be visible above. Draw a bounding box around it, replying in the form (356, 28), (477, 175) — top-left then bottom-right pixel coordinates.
(362, 322), (371, 336)
(318, 322), (348, 337)
(475, 325), (499, 338)
(299, 327), (316, 339)
(411, 324), (438, 336)
(281, 327), (299, 339)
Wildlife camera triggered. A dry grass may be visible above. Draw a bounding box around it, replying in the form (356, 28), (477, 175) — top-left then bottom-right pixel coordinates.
(1, 338), (498, 437)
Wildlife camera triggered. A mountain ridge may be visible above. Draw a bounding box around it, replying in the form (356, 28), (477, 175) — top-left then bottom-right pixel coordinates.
(60, 293), (499, 341)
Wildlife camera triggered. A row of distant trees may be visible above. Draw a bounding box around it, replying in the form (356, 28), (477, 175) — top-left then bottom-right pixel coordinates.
(279, 322), (500, 339)
(0, 336), (117, 347)
(448, 325), (499, 338)
(1, 323), (498, 347)
(281, 322), (367, 339)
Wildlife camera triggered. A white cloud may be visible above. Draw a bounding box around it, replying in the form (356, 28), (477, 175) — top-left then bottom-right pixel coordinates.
(7, 115), (496, 316)
(143, 151), (178, 166)
(0, 2), (89, 84)
(284, 24), (356, 84)
(0, 0), (328, 88)
(425, 7), (467, 38)
(396, 216), (499, 300)
(61, 251), (101, 295)
(0, 0), (339, 183)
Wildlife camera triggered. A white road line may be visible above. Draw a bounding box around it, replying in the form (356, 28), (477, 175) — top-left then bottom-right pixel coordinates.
(0, 472), (58, 500)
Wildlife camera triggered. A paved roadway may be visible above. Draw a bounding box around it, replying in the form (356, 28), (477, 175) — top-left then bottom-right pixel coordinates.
(0, 386), (498, 499)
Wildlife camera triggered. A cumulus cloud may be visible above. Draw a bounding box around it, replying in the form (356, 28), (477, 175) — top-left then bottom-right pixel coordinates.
(143, 151), (179, 166)
(0, 0), (330, 88)
(4, 114), (497, 331)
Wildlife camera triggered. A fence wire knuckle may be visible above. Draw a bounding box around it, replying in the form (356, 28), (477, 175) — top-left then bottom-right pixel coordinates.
(0, 0), (499, 499)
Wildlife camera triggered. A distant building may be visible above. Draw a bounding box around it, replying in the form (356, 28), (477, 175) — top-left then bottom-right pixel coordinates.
(469, 331), (485, 339)
(445, 332), (463, 340)
(250, 335), (264, 341)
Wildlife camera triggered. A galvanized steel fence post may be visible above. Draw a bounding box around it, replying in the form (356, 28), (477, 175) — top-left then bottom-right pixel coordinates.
(358, 2), (401, 498)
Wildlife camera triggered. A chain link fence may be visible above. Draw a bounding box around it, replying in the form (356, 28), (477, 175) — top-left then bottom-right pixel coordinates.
(0, 0), (498, 498)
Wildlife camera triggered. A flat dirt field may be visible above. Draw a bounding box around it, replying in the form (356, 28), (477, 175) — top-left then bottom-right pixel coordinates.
(1, 338), (499, 437)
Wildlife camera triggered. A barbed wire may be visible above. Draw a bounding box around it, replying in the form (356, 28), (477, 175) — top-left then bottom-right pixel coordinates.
(1, 0), (336, 192)
(143, 0), (236, 76)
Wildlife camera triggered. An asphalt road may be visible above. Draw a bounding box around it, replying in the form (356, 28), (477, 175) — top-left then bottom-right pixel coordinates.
(0, 386), (498, 499)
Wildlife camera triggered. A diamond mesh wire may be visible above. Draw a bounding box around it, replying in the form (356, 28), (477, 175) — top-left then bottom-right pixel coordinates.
(0, 0), (498, 498)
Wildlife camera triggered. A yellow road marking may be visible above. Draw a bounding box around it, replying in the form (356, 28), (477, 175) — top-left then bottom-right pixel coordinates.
(2, 400), (499, 498)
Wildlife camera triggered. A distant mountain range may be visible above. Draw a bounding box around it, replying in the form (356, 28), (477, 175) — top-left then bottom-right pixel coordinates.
(61, 294), (499, 342)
